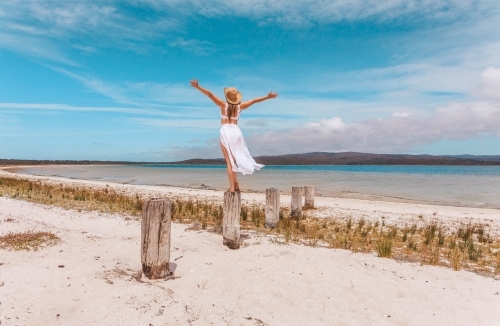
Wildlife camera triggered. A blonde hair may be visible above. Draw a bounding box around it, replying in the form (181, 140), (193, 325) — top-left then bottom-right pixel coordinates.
(227, 103), (238, 119)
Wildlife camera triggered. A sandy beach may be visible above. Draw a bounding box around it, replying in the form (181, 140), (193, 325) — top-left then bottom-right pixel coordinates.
(1, 168), (500, 325)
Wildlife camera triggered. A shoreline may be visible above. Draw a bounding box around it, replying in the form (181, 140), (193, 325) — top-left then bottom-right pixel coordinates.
(3, 165), (499, 210)
(2, 167), (500, 236)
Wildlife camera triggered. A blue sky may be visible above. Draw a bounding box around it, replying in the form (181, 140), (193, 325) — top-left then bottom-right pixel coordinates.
(1, 0), (500, 161)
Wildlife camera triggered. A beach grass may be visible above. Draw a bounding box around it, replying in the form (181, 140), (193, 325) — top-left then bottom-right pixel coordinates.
(0, 176), (143, 215)
(1, 176), (499, 277)
(0, 230), (60, 251)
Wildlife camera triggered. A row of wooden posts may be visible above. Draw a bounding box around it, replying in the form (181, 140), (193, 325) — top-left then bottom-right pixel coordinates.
(141, 186), (314, 279)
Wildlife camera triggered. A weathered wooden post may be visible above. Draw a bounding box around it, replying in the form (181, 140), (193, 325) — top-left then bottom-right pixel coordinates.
(223, 191), (241, 249)
(141, 198), (171, 279)
(304, 185), (314, 208)
(291, 187), (303, 219)
(265, 188), (280, 228)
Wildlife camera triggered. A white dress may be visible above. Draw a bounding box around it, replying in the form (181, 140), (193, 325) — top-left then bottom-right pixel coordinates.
(220, 103), (264, 175)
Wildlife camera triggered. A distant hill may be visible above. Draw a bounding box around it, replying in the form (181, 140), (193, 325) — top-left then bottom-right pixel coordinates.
(170, 152), (500, 165)
(0, 159), (147, 166)
(2, 152), (500, 166)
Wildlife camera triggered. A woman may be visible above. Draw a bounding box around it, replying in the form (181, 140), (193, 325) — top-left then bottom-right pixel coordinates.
(190, 79), (278, 192)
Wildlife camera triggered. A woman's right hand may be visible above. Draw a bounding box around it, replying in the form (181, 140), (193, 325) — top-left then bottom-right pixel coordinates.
(267, 91), (278, 99)
(190, 79), (199, 87)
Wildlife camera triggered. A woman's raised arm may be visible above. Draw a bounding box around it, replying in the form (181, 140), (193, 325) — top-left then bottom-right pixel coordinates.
(240, 91), (278, 110)
(190, 79), (225, 107)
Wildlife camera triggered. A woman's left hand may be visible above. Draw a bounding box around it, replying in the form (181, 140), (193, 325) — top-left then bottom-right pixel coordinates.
(190, 79), (199, 87)
(267, 91), (278, 99)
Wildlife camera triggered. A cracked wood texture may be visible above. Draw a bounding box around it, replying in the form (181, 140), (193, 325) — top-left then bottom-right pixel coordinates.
(265, 188), (280, 228)
(141, 198), (171, 279)
(304, 185), (314, 208)
(223, 191), (241, 249)
(291, 187), (303, 219)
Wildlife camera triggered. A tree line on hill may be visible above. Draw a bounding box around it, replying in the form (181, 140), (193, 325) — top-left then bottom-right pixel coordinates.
(3, 152), (499, 166)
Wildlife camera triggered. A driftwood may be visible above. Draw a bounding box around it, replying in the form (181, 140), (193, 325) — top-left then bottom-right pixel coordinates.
(141, 198), (171, 279)
(291, 187), (303, 219)
(304, 185), (314, 208)
(265, 188), (280, 228)
(223, 191), (241, 249)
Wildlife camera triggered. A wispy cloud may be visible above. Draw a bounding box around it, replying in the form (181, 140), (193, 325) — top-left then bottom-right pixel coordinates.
(140, 0), (499, 26)
(0, 103), (177, 117)
(48, 67), (207, 110)
(3, 0), (497, 64)
(169, 37), (217, 56)
(0, 31), (78, 65)
(132, 118), (219, 129)
(0, 0), (178, 63)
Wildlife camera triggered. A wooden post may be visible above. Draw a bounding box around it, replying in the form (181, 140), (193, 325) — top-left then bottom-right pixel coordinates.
(265, 188), (280, 228)
(291, 187), (303, 219)
(304, 185), (314, 208)
(141, 198), (171, 279)
(223, 191), (241, 249)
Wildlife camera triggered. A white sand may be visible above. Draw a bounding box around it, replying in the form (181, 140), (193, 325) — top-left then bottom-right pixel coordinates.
(1, 197), (500, 325)
(1, 168), (500, 325)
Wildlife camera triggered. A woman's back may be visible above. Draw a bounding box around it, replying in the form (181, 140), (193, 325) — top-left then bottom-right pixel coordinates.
(220, 103), (241, 124)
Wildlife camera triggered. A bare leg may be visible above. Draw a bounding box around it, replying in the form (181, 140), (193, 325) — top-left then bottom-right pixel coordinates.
(233, 172), (240, 191)
(220, 142), (235, 192)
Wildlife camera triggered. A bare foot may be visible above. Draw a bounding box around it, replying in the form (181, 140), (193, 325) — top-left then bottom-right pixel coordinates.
(234, 182), (240, 192)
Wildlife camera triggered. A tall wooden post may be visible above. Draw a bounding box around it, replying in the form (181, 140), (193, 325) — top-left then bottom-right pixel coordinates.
(223, 191), (241, 249)
(291, 187), (303, 219)
(304, 186), (314, 208)
(141, 198), (171, 279)
(265, 188), (280, 228)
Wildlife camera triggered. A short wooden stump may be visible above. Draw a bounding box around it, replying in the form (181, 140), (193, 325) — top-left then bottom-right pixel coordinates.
(141, 198), (171, 279)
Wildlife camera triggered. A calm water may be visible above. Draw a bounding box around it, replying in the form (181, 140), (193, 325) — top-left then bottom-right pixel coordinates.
(14, 164), (500, 209)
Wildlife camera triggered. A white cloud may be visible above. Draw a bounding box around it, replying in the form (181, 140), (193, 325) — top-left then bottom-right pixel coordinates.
(0, 103), (176, 117)
(169, 37), (217, 56)
(248, 100), (500, 155)
(246, 67), (500, 155)
(392, 112), (413, 117)
(473, 67), (500, 101)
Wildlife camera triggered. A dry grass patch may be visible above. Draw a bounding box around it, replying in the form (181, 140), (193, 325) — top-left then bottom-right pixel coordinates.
(0, 230), (60, 251)
(0, 176), (143, 216)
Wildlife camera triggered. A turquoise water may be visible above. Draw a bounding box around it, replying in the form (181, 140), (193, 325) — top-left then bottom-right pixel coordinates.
(14, 164), (500, 209)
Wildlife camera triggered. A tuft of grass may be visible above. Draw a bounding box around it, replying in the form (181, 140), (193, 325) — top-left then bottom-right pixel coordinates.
(423, 222), (438, 245)
(450, 247), (462, 271)
(376, 237), (392, 258)
(0, 230), (60, 251)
